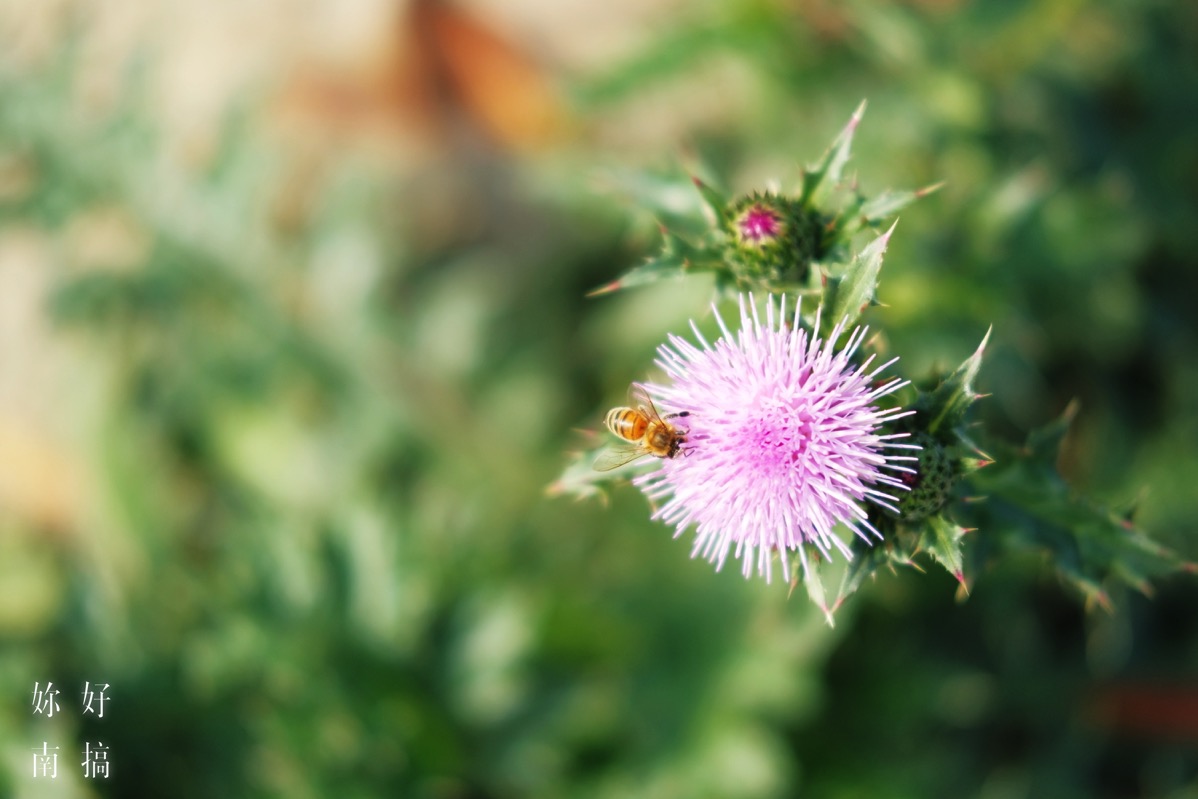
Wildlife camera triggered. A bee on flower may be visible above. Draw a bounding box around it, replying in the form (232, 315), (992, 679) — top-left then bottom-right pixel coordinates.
(595, 384), (690, 471)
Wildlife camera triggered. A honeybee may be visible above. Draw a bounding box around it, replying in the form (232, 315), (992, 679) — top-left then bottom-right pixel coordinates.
(594, 384), (689, 471)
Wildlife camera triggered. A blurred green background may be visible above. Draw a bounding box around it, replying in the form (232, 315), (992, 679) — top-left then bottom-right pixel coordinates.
(1, 0), (1196, 796)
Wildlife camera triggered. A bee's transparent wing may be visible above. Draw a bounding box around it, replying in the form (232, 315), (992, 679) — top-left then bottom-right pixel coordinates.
(593, 443), (649, 472)
(629, 383), (664, 423)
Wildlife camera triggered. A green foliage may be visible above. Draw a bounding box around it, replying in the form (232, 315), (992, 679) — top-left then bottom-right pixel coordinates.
(968, 405), (1192, 608)
(824, 220), (895, 331)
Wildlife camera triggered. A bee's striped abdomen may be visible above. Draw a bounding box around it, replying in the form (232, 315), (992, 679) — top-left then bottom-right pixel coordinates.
(604, 407), (648, 442)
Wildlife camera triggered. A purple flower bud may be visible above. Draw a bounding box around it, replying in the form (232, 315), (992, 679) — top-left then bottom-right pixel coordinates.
(723, 193), (826, 291)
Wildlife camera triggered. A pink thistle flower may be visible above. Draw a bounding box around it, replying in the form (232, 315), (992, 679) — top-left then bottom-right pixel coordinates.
(634, 294), (917, 583)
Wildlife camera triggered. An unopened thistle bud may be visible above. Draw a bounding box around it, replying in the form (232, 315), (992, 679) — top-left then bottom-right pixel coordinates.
(891, 432), (957, 521)
(723, 192), (826, 291)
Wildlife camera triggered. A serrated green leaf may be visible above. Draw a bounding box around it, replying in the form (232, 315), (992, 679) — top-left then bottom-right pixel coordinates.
(830, 182), (944, 243)
(799, 100), (865, 208)
(588, 227), (724, 296)
(587, 257), (687, 296)
(925, 328), (991, 435)
(826, 220), (895, 329)
(919, 516), (967, 586)
(968, 413), (1190, 602)
(860, 183), (944, 223)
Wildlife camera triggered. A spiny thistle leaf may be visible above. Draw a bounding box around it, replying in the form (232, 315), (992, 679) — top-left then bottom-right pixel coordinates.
(968, 406), (1191, 603)
(919, 516), (968, 590)
(587, 257), (684, 297)
(826, 220), (896, 330)
(829, 183), (943, 243)
(587, 228), (718, 296)
(799, 100), (865, 208)
(925, 329), (991, 436)
(860, 183), (944, 224)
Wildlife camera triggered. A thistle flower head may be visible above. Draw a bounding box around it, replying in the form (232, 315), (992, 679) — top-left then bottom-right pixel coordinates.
(635, 295), (917, 583)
